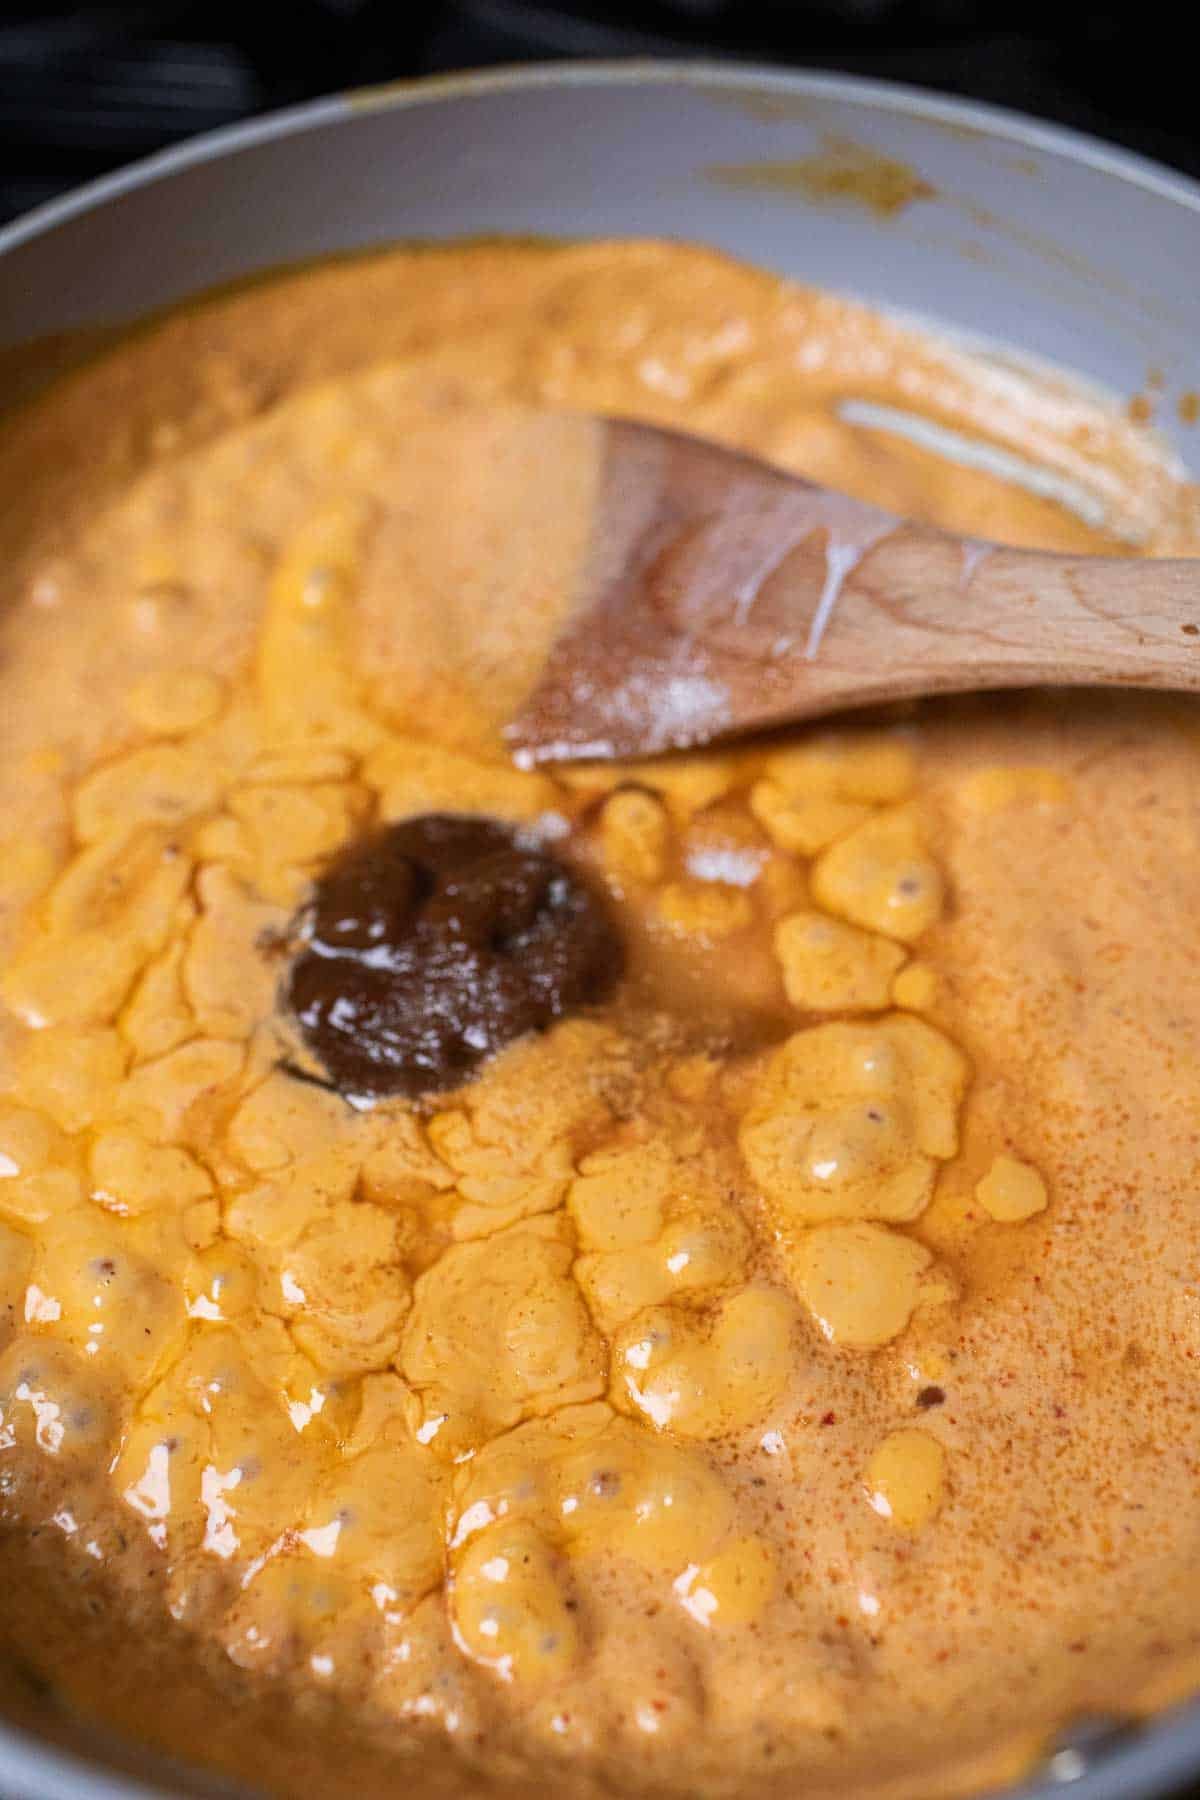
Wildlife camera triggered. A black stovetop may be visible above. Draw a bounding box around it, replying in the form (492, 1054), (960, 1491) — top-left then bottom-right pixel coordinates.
(1, 0), (1198, 227)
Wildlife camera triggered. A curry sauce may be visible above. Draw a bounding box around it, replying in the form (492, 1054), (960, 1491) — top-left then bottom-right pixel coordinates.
(1, 239), (1200, 1800)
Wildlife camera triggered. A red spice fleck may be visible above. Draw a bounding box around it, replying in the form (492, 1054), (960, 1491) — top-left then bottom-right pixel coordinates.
(820, 1411), (837, 1426)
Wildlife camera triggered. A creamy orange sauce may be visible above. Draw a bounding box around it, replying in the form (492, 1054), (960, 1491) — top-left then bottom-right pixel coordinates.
(1, 239), (1200, 1800)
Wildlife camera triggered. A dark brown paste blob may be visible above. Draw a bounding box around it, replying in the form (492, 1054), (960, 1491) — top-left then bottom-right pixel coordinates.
(285, 813), (623, 1098)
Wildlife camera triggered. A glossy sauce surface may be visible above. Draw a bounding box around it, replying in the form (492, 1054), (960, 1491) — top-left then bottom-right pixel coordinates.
(1, 239), (1199, 1800)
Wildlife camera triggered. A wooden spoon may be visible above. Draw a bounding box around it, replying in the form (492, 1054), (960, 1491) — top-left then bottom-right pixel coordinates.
(505, 419), (1200, 764)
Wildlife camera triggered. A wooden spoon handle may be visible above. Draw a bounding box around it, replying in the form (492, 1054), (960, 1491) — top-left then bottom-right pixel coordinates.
(753, 533), (1200, 713)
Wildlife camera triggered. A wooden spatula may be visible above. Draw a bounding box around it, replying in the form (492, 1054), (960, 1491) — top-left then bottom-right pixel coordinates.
(505, 419), (1200, 765)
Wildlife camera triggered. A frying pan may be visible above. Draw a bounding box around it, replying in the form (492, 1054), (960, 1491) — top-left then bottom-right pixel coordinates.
(1, 58), (1199, 1800)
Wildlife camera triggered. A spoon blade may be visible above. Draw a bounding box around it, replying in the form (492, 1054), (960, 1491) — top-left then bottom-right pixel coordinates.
(505, 418), (902, 765)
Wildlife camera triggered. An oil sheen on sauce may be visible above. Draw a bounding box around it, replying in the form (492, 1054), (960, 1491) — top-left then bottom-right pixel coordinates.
(1, 238), (1199, 1800)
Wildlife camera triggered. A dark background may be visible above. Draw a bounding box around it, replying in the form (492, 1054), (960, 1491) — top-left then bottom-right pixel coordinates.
(1, 0), (1198, 228)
